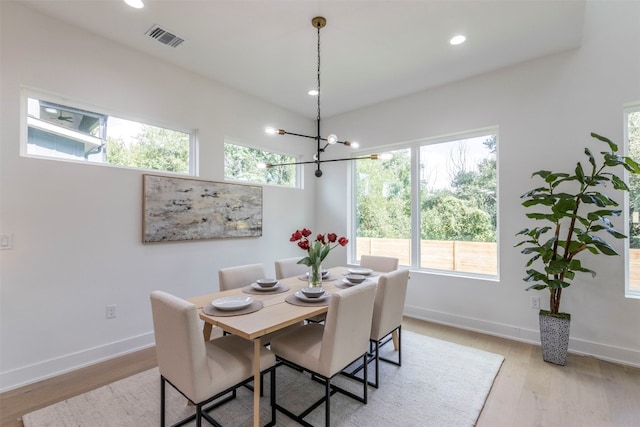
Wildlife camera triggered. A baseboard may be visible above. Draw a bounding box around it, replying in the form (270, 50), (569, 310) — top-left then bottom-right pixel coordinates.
(0, 332), (155, 392)
(404, 305), (640, 369)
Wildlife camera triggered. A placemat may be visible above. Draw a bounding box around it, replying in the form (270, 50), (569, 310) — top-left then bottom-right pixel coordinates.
(202, 300), (264, 317)
(285, 293), (330, 307)
(241, 284), (290, 295)
(297, 274), (339, 282)
(335, 279), (375, 289)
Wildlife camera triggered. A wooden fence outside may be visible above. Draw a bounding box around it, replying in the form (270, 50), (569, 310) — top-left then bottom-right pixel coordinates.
(357, 237), (640, 291)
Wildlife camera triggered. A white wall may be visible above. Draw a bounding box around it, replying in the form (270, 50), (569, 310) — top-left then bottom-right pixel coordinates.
(321, 0), (640, 366)
(2, 0), (639, 392)
(0, 2), (319, 391)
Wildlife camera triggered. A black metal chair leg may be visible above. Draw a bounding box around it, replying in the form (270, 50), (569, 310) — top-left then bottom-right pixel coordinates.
(325, 377), (331, 426)
(161, 376), (166, 427)
(363, 353), (368, 403)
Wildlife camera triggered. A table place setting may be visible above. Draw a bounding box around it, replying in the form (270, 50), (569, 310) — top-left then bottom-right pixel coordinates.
(285, 286), (331, 306)
(242, 278), (291, 295)
(336, 273), (375, 289)
(341, 267), (378, 277)
(202, 295), (264, 316)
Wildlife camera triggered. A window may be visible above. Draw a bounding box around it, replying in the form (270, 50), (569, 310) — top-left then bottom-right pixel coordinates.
(626, 103), (640, 297)
(355, 148), (412, 265)
(353, 128), (498, 277)
(224, 142), (299, 187)
(23, 93), (195, 175)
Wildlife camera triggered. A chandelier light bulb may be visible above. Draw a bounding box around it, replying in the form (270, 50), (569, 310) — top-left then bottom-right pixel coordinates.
(308, 89), (319, 96)
(327, 134), (338, 145)
(380, 152), (393, 161)
(124, 0), (144, 8)
(350, 141), (360, 149)
(449, 35), (466, 45)
(265, 127), (277, 135)
(257, 162), (267, 169)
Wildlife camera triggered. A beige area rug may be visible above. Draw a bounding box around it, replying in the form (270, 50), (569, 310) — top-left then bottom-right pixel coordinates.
(23, 331), (504, 427)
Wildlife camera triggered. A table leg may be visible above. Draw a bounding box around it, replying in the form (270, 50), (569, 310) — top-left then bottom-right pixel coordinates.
(203, 323), (213, 341)
(392, 330), (399, 351)
(253, 339), (261, 427)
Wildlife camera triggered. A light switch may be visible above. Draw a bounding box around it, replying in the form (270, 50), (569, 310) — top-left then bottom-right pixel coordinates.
(0, 234), (13, 250)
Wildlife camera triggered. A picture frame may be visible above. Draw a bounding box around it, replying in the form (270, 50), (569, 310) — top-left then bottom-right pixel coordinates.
(142, 174), (262, 243)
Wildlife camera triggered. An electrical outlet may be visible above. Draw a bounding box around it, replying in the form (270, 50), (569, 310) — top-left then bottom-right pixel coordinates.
(106, 304), (117, 319)
(0, 234), (12, 250)
(530, 296), (540, 309)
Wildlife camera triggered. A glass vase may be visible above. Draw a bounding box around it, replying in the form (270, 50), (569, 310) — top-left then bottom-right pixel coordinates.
(308, 263), (323, 287)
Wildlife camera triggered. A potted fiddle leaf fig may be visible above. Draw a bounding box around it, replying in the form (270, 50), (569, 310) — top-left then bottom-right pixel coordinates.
(515, 132), (640, 365)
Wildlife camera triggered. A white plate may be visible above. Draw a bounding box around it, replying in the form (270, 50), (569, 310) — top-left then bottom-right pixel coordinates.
(211, 296), (254, 311)
(295, 290), (329, 302)
(342, 278), (366, 286)
(348, 268), (373, 275)
(251, 282), (280, 291)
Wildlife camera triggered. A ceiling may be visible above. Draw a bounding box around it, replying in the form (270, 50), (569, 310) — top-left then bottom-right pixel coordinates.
(20, 0), (585, 119)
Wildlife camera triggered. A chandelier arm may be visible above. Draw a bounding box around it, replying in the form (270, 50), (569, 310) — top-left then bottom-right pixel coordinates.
(281, 131), (318, 140)
(267, 154), (379, 168)
(279, 130), (345, 145)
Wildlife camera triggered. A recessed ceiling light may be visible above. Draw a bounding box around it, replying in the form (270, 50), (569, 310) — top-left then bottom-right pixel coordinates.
(450, 35), (466, 46)
(308, 89), (319, 96)
(124, 0), (144, 9)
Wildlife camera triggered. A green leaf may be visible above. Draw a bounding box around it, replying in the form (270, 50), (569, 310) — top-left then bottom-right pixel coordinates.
(609, 174), (630, 190)
(575, 162), (585, 183)
(591, 132), (617, 152)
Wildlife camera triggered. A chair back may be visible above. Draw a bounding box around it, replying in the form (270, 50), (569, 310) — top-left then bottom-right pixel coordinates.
(360, 255), (399, 273)
(370, 269), (410, 340)
(150, 291), (210, 402)
(319, 282), (376, 377)
(274, 257), (308, 279)
(218, 263), (265, 291)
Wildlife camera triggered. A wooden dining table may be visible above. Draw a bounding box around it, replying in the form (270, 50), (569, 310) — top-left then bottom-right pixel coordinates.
(185, 265), (382, 427)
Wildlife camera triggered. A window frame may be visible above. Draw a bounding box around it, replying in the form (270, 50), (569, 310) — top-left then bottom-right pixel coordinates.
(20, 88), (198, 176)
(350, 126), (499, 280)
(624, 102), (640, 299)
(223, 139), (302, 189)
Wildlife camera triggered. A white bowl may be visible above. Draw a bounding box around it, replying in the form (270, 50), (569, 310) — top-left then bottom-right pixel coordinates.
(348, 268), (373, 275)
(345, 274), (366, 284)
(256, 278), (278, 288)
(301, 287), (325, 298)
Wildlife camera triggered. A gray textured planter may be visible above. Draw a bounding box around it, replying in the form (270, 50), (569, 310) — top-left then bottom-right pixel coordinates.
(539, 310), (571, 365)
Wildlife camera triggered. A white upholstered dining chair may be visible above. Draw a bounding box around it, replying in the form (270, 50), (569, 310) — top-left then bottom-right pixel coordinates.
(218, 263), (266, 291)
(150, 290), (276, 427)
(274, 257), (308, 280)
(269, 282), (377, 426)
(359, 255), (399, 272)
(342, 268), (409, 388)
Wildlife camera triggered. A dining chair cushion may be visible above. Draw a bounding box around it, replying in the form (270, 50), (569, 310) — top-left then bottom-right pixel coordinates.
(218, 263), (266, 291)
(359, 255), (399, 273)
(274, 257), (308, 280)
(205, 334), (276, 392)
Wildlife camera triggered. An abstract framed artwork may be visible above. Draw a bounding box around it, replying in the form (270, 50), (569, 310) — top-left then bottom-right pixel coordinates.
(143, 174), (262, 243)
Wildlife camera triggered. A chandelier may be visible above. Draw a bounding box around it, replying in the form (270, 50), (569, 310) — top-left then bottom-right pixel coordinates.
(262, 16), (386, 178)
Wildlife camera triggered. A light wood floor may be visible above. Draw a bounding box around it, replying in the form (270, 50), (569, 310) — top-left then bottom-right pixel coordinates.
(2, 318), (639, 427)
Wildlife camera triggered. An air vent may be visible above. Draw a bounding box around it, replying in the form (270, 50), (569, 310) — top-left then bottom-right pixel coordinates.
(145, 25), (184, 48)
